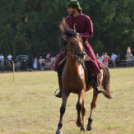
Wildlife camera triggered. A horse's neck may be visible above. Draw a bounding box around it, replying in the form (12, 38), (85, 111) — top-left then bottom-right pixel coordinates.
(66, 52), (79, 73)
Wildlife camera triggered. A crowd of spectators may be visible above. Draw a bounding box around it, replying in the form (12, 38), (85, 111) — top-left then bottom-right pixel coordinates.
(33, 54), (56, 71)
(0, 53), (57, 71)
(96, 47), (134, 68)
(1, 48), (134, 71)
(96, 52), (117, 67)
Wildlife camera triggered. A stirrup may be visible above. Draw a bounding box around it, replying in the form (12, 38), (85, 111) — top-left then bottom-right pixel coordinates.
(54, 88), (60, 96)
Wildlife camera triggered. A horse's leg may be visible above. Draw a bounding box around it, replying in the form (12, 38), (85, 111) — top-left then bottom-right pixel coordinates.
(56, 90), (70, 134)
(80, 98), (86, 132)
(87, 89), (98, 131)
(76, 90), (85, 128)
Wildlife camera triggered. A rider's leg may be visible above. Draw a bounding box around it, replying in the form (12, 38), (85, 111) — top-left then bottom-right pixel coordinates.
(84, 43), (102, 93)
(55, 55), (65, 98)
(55, 75), (62, 98)
(89, 71), (103, 94)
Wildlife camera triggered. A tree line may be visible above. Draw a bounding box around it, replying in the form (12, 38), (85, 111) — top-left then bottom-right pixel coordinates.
(0, 0), (134, 60)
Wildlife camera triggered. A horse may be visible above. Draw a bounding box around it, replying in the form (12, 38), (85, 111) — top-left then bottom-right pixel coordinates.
(0, 61), (5, 71)
(55, 19), (112, 134)
(5, 60), (12, 70)
(51, 57), (57, 64)
(15, 62), (20, 71)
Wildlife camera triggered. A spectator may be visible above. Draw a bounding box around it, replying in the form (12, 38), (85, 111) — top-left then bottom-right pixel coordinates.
(47, 61), (52, 70)
(100, 53), (104, 63)
(41, 60), (45, 70)
(110, 52), (117, 67)
(46, 54), (51, 62)
(7, 53), (12, 65)
(126, 47), (133, 67)
(96, 53), (100, 60)
(51, 61), (55, 70)
(39, 56), (45, 69)
(0, 54), (4, 64)
(33, 57), (38, 70)
(104, 52), (110, 67)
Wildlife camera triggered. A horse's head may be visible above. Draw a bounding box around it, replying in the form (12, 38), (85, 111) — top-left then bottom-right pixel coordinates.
(67, 36), (86, 60)
(59, 19), (86, 60)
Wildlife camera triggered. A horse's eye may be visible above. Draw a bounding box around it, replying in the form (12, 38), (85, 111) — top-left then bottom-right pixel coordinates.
(80, 40), (83, 43)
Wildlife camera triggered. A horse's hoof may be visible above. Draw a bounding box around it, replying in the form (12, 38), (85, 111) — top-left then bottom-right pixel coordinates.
(56, 130), (62, 134)
(80, 127), (85, 133)
(76, 120), (82, 127)
(86, 125), (92, 131)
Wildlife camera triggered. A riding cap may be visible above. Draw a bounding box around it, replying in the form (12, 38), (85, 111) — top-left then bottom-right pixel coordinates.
(66, 0), (82, 13)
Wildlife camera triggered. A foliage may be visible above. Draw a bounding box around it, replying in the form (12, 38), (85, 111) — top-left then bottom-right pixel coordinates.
(0, 0), (134, 59)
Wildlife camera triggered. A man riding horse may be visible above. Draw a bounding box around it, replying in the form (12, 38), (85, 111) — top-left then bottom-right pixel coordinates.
(54, 0), (102, 98)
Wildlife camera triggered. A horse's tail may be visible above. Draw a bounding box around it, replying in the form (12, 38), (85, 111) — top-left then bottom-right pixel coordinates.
(102, 64), (113, 99)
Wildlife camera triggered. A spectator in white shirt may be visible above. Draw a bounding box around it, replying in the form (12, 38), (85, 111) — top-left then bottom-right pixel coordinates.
(100, 53), (104, 63)
(0, 54), (4, 63)
(110, 52), (117, 67)
(7, 53), (12, 60)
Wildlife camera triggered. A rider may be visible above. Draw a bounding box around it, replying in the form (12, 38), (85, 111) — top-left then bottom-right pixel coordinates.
(7, 53), (12, 65)
(54, 0), (102, 98)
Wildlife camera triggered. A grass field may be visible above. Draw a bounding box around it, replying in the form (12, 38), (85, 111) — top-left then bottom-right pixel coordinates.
(0, 68), (134, 134)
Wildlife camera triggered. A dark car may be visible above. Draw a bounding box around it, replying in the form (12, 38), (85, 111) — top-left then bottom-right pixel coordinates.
(15, 55), (34, 70)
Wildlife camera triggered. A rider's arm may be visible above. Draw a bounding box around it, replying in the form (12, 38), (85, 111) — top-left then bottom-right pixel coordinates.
(79, 17), (93, 41)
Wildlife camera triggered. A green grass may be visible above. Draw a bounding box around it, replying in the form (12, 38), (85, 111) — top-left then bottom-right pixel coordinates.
(0, 68), (134, 134)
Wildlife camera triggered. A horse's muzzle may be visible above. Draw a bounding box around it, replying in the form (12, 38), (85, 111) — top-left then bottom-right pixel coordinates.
(77, 52), (86, 60)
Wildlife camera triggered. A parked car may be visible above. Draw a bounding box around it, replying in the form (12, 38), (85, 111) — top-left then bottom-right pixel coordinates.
(15, 55), (34, 70)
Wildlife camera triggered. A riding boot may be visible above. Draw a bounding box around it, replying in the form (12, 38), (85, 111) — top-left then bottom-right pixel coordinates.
(55, 75), (62, 98)
(91, 73), (103, 94)
(55, 54), (66, 98)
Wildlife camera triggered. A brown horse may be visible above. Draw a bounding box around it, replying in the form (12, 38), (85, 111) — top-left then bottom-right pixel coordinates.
(5, 60), (12, 70)
(56, 19), (112, 134)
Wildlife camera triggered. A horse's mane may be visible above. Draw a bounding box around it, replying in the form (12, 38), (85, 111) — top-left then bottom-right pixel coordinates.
(59, 18), (81, 49)
(59, 18), (78, 38)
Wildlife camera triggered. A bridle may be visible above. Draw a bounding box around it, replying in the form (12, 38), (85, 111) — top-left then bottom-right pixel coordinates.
(66, 36), (84, 61)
